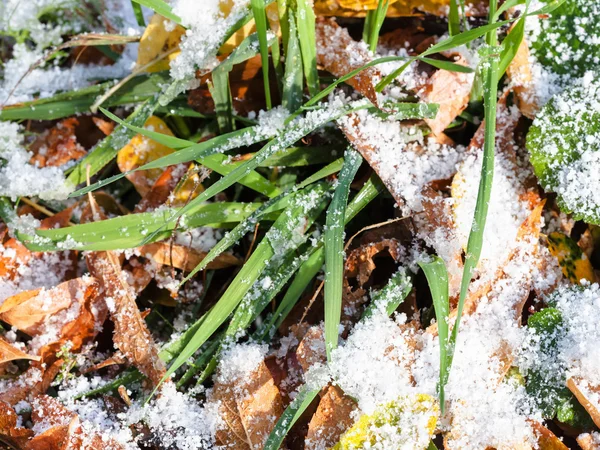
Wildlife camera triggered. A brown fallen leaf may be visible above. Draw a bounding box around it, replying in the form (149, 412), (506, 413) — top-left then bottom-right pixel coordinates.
(139, 241), (241, 272)
(28, 118), (87, 168)
(305, 384), (357, 450)
(316, 18), (382, 107)
(417, 54), (474, 136)
(0, 277), (99, 336)
(27, 395), (123, 450)
(0, 337), (40, 364)
(577, 432), (600, 450)
(530, 421), (569, 450)
(87, 250), (165, 387)
(506, 33), (539, 119)
(0, 401), (34, 448)
(296, 325), (326, 374)
(314, 0), (487, 17)
(212, 360), (284, 449)
(567, 378), (600, 429)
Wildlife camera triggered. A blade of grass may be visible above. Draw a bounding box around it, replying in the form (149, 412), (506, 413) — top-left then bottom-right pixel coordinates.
(263, 385), (321, 450)
(131, 0), (145, 26)
(132, 0), (181, 24)
(324, 148), (363, 360)
(419, 256), (450, 413)
(362, 268), (412, 319)
(296, 0), (319, 96)
(366, 0), (390, 52)
(448, 0), (461, 36)
(251, 0), (272, 109)
(153, 183), (331, 395)
(282, 9), (303, 112)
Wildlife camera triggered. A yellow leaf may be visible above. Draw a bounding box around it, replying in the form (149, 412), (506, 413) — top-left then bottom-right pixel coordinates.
(547, 232), (596, 284)
(331, 394), (439, 450)
(314, 0), (483, 17)
(137, 14), (184, 73)
(117, 116), (176, 195)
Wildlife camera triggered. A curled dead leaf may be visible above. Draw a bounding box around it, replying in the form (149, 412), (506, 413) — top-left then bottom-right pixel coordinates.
(577, 432), (600, 450)
(305, 385), (357, 450)
(212, 360), (284, 449)
(316, 18), (382, 107)
(28, 118), (87, 168)
(566, 378), (600, 429)
(0, 401), (33, 449)
(139, 242), (241, 272)
(0, 338), (40, 364)
(530, 421), (569, 450)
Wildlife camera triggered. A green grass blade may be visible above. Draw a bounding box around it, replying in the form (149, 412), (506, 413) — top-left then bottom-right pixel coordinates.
(418, 57), (474, 73)
(362, 268), (412, 319)
(448, 0), (461, 36)
(367, 0), (390, 52)
(142, 100), (372, 244)
(282, 9), (303, 112)
(419, 256), (450, 414)
(296, 0), (319, 96)
(132, 0), (181, 24)
(156, 183), (331, 390)
(251, 0), (272, 109)
(363, 9), (376, 45)
(324, 148), (363, 360)
(209, 71), (234, 133)
(131, 0), (145, 26)
(176, 338), (221, 387)
(264, 386), (321, 450)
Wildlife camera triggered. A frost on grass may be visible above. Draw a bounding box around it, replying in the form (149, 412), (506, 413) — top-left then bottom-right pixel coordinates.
(0, 122), (72, 200)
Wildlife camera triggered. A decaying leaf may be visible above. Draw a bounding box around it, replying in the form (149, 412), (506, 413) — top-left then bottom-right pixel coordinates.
(0, 401), (33, 448)
(139, 242), (241, 272)
(212, 360), (284, 449)
(316, 18), (382, 107)
(577, 432), (600, 450)
(506, 34), (539, 119)
(547, 232), (596, 283)
(566, 378), (600, 429)
(530, 421), (569, 450)
(0, 338), (40, 364)
(27, 395), (123, 450)
(28, 118), (87, 168)
(296, 325), (326, 374)
(305, 385), (358, 450)
(116, 115), (177, 196)
(417, 54), (474, 136)
(313, 0), (487, 17)
(86, 249), (166, 387)
(0, 277), (99, 336)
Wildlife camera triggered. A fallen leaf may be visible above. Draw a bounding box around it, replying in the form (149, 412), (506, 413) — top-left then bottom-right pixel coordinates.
(314, 0), (487, 17)
(506, 34), (539, 119)
(86, 250), (166, 387)
(0, 338), (40, 364)
(577, 432), (600, 450)
(28, 118), (87, 168)
(137, 14), (184, 72)
(0, 401), (34, 448)
(316, 18), (382, 107)
(567, 378), (600, 429)
(417, 54), (474, 136)
(547, 232), (596, 283)
(296, 325), (326, 374)
(530, 421), (569, 450)
(212, 360), (284, 449)
(139, 242), (241, 272)
(305, 385), (357, 450)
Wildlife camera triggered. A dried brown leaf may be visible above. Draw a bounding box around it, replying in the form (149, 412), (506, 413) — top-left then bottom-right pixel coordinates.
(86, 250), (166, 387)
(418, 54), (473, 136)
(314, 0), (487, 17)
(577, 432), (600, 450)
(506, 34), (539, 119)
(296, 325), (326, 374)
(139, 241), (241, 272)
(28, 118), (86, 168)
(0, 337), (40, 364)
(0, 400), (34, 448)
(212, 360), (284, 449)
(305, 385), (357, 450)
(316, 18), (381, 107)
(567, 377), (600, 429)
(530, 421), (569, 450)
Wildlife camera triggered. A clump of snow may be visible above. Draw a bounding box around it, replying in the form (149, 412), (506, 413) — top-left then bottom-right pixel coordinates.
(215, 341), (268, 384)
(0, 121), (73, 200)
(169, 0), (250, 80)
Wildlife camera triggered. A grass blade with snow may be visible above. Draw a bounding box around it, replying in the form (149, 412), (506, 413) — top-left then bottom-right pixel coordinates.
(324, 148), (363, 360)
(296, 0), (319, 96)
(132, 0), (181, 24)
(282, 9), (303, 112)
(251, 0), (272, 109)
(419, 256), (450, 413)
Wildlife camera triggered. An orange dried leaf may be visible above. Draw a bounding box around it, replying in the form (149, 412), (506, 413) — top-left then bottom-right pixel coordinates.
(305, 385), (357, 450)
(0, 401), (34, 448)
(86, 250), (166, 386)
(29, 118), (86, 168)
(137, 14), (184, 72)
(577, 432), (600, 450)
(139, 242), (241, 272)
(0, 337), (40, 364)
(212, 361), (284, 449)
(530, 421), (569, 450)
(566, 377), (600, 429)
(316, 18), (381, 107)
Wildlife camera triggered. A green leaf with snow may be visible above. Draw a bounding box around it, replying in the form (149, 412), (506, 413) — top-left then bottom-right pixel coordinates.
(526, 77), (600, 224)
